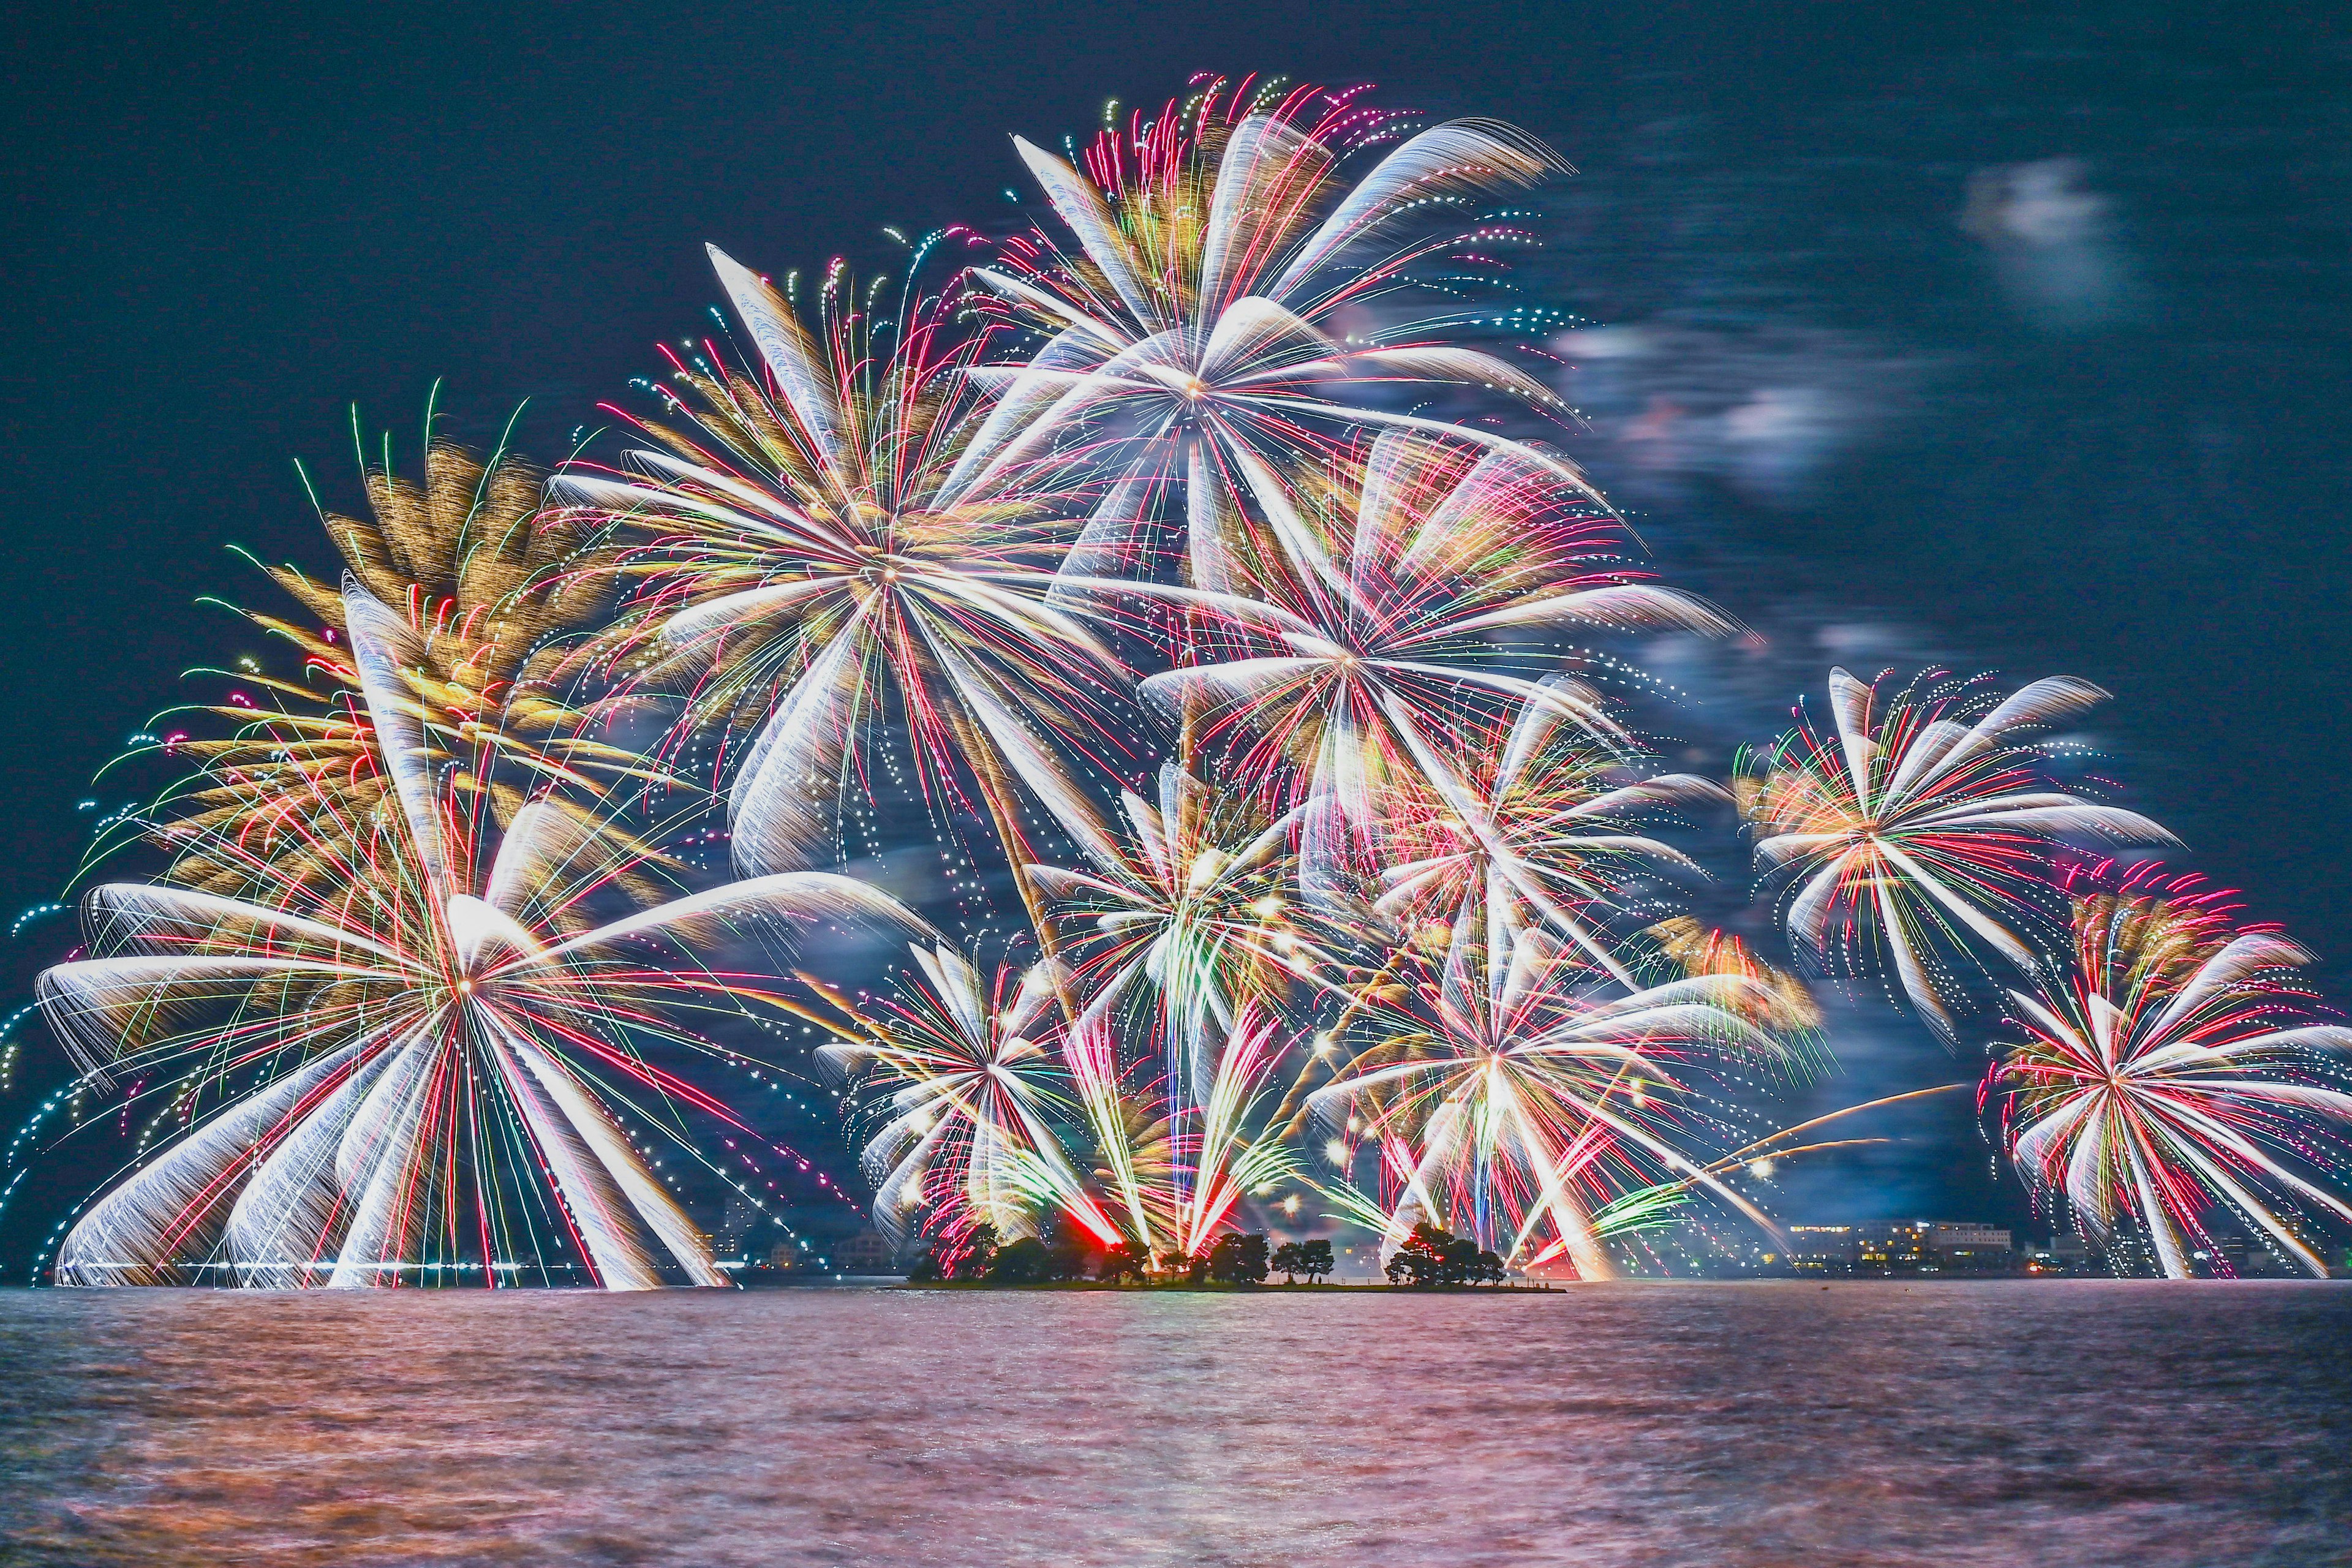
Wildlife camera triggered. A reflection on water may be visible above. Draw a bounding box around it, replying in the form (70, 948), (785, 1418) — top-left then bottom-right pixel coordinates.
(2, 1282), (2346, 1566)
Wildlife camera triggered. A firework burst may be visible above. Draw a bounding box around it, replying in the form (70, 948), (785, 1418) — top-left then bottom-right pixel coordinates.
(26, 72), (2351, 1289)
(1376, 691), (1723, 986)
(39, 584), (924, 1289)
(1308, 929), (1784, 1277)
(1136, 431), (1726, 896)
(813, 943), (1117, 1250)
(1995, 872), (2352, 1278)
(1751, 668), (2172, 1038)
(554, 248), (1134, 953)
(136, 425), (647, 899)
(1028, 764), (1316, 1110)
(956, 76), (1578, 590)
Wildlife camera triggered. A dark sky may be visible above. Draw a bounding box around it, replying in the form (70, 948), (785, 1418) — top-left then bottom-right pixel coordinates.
(2, 1), (2346, 1252)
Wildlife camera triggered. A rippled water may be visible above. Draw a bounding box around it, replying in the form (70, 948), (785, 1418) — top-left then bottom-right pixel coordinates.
(1, 1281), (2346, 1567)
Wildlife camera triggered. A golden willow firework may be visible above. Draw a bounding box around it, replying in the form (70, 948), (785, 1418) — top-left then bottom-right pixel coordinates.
(127, 424), (652, 899)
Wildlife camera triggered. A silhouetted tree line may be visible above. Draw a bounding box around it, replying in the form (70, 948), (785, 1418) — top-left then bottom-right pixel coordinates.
(905, 1223), (1336, 1286)
(904, 1221), (1510, 1287)
(1383, 1223), (1507, 1286)
(1271, 1240), (1335, 1283)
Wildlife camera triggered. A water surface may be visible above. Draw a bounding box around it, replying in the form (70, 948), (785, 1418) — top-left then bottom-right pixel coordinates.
(2, 1281), (2346, 1566)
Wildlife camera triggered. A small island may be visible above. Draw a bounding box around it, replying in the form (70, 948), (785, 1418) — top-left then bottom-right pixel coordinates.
(901, 1221), (1531, 1290)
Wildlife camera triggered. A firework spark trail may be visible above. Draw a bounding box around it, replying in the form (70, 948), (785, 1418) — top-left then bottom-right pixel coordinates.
(812, 927), (1295, 1263)
(1043, 1001), (1298, 1264)
(1375, 687), (1725, 987)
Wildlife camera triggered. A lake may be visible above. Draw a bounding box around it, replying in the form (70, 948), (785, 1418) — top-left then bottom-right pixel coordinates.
(2, 1281), (2346, 1566)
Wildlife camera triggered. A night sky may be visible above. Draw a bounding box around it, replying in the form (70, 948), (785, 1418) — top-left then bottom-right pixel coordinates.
(3, 1), (2346, 1264)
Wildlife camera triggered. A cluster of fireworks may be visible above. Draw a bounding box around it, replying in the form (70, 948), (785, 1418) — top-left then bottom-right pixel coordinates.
(12, 75), (2350, 1288)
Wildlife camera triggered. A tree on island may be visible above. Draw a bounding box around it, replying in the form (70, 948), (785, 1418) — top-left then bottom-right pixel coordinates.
(984, 1237), (1052, 1283)
(1096, 1243), (1147, 1284)
(1204, 1232), (1270, 1285)
(967, 1213), (1108, 1284)
(1384, 1226), (1440, 1286)
(1039, 1212), (1106, 1281)
(1385, 1223), (1508, 1286)
(1273, 1238), (1335, 1284)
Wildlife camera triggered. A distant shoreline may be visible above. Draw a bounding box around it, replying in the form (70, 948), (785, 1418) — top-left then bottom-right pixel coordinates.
(876, 1280), (1559, 1292)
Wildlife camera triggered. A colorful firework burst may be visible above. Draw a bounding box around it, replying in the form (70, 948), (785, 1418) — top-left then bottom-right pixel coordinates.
(959, 75), (1576, 590)
(1994, 870), (2352, 1278)
(38, 583), (923, 1289)
(26, 70), (2350, 1293)
(555, 247), (1133, 947)
(1136, 431), (1726, 897)
(1308, 929), (1784, 1277)
(1751, 668), (2171, 1037)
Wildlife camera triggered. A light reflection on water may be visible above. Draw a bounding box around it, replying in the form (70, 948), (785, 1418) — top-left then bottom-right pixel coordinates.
(2, 1281), (2347, 1567)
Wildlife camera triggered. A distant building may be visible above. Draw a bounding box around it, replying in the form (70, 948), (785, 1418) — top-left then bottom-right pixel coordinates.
(711, 1193), (762, 1263)
(1788, 1226), (1858, 1273)
(1788, 1221), (2015, 1275)
(1921, 1223), (2013, 1272)
(832, 1227), (899, 1275)
(1855, 1222), (1924, 1272)
(2048, 1231), (2097, 1270)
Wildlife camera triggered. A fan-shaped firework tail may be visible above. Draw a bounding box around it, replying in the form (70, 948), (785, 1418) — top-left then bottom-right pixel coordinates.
(813, 943), (1118, 1251)
(1027, 764), (1314, 1114)
(38, 583), (929, 1288)
(810, 937), (1294, 1264)
(1993, 871), (2352, 1278)
(17, 73), (2352, 1288)
(1127, 429), (1729, 904)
